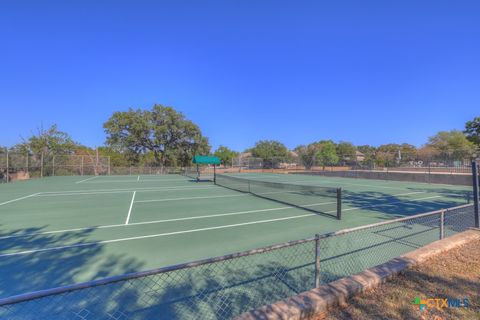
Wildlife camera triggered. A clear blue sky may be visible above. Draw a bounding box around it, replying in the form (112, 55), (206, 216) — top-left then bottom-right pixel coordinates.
(1, 1), (479, 152)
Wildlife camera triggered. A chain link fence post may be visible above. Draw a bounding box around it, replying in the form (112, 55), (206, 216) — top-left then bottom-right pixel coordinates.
(439, 210), (445, 239)
(40, 152), (44, 178)
(6, 149), (9, 183)
(472, 161), (479, 228)
(337, 188), (342, 220)
(314, 234), (321, 288)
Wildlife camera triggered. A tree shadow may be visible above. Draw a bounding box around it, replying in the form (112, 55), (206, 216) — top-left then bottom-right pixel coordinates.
(342, 187), (471, 220)
(0, 236), (320, 319)
(0, 225), (146, 318)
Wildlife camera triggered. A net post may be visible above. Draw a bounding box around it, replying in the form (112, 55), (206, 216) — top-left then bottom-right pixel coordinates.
(439, 209), (445, 239)
(52, 155), (55, 176)
(336, 188), (342, 220)
(472, 161), (479, 228)
(314, 234), (321, 288)
(213, 164), (216, 184)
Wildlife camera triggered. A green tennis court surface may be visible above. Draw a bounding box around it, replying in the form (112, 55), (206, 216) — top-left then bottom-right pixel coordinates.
(0, 173), (471, 299)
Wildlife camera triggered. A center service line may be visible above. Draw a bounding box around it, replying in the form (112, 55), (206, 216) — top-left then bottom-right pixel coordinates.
(125, 191), (136, 225)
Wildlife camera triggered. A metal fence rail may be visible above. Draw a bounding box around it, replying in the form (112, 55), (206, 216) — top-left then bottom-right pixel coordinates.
(0, 204), (476, 319)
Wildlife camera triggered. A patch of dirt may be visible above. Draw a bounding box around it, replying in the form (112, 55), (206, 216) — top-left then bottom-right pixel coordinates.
(321, 239), (480, 320)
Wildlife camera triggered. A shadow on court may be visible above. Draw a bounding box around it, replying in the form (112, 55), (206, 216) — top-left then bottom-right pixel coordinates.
(342, 188), (471, 220)
(0, 226), (143, 299)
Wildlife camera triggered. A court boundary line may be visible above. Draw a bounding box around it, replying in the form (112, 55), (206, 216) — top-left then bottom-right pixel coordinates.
(75, 176), (98, 184)
(82, 178), (190, 184)
(0, 193), (40, 206)
(135, 193), (250, 203)
(37, 185), (217, 195)
(125, 192), (136, 225)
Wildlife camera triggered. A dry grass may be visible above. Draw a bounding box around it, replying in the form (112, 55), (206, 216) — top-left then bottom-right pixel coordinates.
(322, 239), (480, 320)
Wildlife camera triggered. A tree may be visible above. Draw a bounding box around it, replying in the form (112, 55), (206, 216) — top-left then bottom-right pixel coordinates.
(104, 104), (210, 167)
(316, 141), (339, 168)
(357, 145), (376, 167)
(464, 117), (480, 147)
(97, 146), (130, 167)
(214, 146), (239, 167)
(250, 140), (288, 168)
(294, 145), (317, 170)
(376, 143), (417, 165)
(17, 124), (76, 154)
(427, 130), (475, 159)
(336, 141), (356, 164)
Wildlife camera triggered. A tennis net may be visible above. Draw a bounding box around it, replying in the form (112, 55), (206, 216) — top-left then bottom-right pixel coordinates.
(215, 174), (342, 219)
(183, 167), (199, 180)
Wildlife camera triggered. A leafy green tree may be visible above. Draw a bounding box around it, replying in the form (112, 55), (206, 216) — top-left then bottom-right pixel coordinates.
(250, 140), (288, 168)
(336, 141), (356, 163)
(316, 141), (339, 167)
(464, 117), (480, 146)
(214, 146), (239, 167)
(97, 147), (130, 167)
(104, 104), (210, 167)
(17, 124), (76, 154)
(427, 130), (475, 159)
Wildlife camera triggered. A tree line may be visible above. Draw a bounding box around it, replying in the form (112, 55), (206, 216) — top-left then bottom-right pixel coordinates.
(2, 104), (479, 168)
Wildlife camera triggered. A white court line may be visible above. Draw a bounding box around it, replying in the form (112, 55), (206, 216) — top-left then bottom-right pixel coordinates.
(75, 176), (98, 184)
(137, 175), (140, 182)
(36, 187), (218, 197)
(0, 206), (295, 240)
(38, 185), (216, 195)
(134, 187), (346, 204)
(82, 178), (189, 184)
(0, 213), (316, 258)
(390, 191), (425, 196)
(135, 193), (249, 203)
(125, 192), (136, 225)
(0, 193), (40, 206)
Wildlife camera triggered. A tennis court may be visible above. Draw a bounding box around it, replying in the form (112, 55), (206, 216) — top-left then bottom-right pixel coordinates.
(0, 172), (471, 301)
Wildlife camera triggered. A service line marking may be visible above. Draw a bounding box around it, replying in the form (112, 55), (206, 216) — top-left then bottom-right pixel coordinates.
(75, 176), (98, 184)
(0, 193), (40, 206)
(125, 191), (136, 225)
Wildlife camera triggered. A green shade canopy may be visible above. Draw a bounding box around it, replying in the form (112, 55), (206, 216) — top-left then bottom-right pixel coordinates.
(192, 155), (221, 165)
